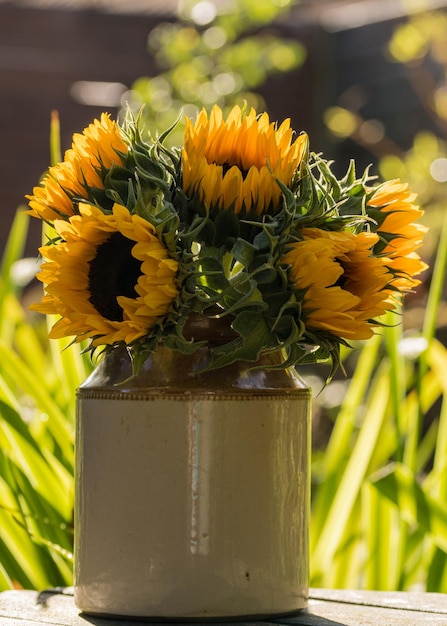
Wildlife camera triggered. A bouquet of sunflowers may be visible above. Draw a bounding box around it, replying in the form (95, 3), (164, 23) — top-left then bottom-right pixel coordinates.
(27, 105), (427, 376)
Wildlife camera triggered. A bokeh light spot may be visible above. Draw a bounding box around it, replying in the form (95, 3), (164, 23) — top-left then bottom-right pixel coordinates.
(430, 158), (447, 182)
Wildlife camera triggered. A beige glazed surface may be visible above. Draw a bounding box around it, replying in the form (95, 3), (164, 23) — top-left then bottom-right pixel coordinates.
(74, 346), (311, 619)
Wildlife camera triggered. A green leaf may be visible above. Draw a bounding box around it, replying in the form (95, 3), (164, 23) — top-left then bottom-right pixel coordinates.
(0, 209), (29, 329)
(311, 355), (390, 580)
(193, 310), (276, 371)
(371, 463), (447, 553)
(231, 238), (256, 267)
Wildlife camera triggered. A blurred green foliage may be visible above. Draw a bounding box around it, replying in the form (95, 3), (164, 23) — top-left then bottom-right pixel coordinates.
(325, 8), (447, 259)
(0, 210), (92, 589)
(127, 0), (306, 143)
(380, 11), (447, 256)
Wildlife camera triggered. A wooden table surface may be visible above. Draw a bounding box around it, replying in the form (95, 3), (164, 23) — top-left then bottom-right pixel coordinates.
(1, 587), (447, 625)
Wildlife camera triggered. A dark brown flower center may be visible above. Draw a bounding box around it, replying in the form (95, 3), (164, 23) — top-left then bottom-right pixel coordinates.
(333, 258), (347, 289)
(221, 161), (250, 179)
(88, 232), (141, 322)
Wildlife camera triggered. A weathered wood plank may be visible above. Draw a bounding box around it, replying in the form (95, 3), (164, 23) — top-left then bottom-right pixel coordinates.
(1, 588), (447, 626)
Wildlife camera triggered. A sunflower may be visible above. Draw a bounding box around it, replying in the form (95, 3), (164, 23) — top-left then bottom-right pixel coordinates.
(181, 105), (308, 215)
(282, 228), (396, 341)
(367, 179), (428, 291)
(31, 203), (178, 346)
(27, 114), (128, 223)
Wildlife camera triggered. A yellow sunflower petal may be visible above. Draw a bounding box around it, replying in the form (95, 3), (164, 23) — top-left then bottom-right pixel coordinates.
(283, 228), (395, 340)
(26, 114), (127, 223)
(182, 104), (308, 215)
(31, 203), (178, 346)
(368, 179), (428, 285)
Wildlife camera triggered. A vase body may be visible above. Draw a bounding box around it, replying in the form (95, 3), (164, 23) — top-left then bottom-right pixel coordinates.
(74, 332), (311, 619)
